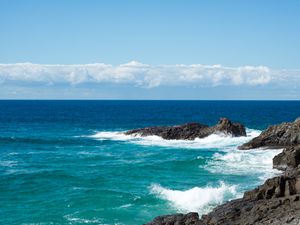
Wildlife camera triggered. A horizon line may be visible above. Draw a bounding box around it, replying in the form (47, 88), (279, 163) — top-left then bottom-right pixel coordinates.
(0, 99), (299, 101)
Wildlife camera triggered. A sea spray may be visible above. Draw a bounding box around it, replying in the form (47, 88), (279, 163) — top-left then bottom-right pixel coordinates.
(149, 182), (238, 213)
(90, 128), (261, 149)
(204, 148), (282, 181)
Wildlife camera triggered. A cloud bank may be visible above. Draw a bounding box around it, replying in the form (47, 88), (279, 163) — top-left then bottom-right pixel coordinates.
(0, 61), (282, 88)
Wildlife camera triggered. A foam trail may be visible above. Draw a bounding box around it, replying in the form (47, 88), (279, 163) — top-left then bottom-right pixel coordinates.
(64, 214), (106, 224)
(89, 128), (261, 149)
(204, 148), (282, 180)
(0, 160), (18, 167)
(150, 182), (238, 213)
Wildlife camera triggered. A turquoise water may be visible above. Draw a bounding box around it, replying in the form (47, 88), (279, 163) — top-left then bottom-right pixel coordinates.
(1, 100), (300, 224)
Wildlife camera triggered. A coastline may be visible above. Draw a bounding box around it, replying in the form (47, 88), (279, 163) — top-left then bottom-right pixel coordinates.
(145, 118), (300, 225)
(2, 100), (300, 224)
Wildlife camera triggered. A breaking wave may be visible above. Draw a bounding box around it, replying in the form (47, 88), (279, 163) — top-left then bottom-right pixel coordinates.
(89, 128), (260, 149)
(150, 182), (239, 213)
(204, 148), (282, 181)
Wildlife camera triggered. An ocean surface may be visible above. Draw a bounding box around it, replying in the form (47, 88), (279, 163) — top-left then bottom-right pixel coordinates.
(1, 100), (300, 225)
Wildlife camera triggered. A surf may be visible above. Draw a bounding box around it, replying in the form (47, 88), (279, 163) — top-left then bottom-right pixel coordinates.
(150, 182), (238, 213)
(89, 128), (261, 149)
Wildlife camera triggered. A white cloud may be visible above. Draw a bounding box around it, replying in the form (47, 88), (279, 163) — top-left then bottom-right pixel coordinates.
(0, 61), (297, 88)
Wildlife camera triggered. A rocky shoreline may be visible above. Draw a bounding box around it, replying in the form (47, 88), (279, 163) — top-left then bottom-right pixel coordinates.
(145, 118), (300, 225)
(239, 118), (300, 150)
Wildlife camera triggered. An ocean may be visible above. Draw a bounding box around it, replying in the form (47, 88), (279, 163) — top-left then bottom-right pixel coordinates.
(1, 100), (300, 225)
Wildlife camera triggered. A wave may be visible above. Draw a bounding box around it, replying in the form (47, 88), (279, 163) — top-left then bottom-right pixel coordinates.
(0, 160), (18, 167)
(204, 148), (282, 180)
(64, 214), (108, 225)
(150, 182), (238, 213)
(118, 203), (133, 209)
(89, 128), (260, 149)
(0, 136), (87, 146)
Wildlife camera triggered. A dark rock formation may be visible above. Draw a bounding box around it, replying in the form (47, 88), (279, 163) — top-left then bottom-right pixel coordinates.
(145, 118), (300, 225)
(273, 146), (300, 171)
(145, 164), (300, 225)
(200, 183), (300, 225)
(125, 118), (246, 140)
(245, 168), (300, 200)
(239, 118), (300, 150)
(145, 212), (203, 225)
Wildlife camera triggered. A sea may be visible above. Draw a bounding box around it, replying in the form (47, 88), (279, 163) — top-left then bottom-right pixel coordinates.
(1, 100), (300, 225)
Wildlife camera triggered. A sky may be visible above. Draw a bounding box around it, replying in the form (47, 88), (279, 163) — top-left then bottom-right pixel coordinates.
(0, 0), (299, 99)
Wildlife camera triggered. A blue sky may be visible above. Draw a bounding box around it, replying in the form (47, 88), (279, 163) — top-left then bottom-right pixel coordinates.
(0, 0), (299, 99)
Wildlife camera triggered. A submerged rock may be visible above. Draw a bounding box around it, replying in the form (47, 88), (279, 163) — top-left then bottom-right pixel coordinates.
(239, 118), (300, 150)
(125, 118), (246, 140)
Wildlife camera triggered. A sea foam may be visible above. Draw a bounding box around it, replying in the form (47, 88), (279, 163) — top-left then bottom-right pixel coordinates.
(91, 127), (280, 213)
(90, 128), (260, 149)
(150, 182), (238, 213)
(204, 148), (282, 180)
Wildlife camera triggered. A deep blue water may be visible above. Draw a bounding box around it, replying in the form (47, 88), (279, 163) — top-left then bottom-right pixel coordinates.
(1, 100), (300, 225)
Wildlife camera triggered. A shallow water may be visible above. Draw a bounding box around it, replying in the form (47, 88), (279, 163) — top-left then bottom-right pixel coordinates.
(1, 100), (300, 224)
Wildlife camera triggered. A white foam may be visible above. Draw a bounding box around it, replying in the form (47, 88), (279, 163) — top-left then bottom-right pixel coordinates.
(205, 148), (282, 180)
(0, 160), (18, 167)
(89, 128), (260, 149)
(118, 203), (132, 209)
(150, 182), (239, 213)
(77, 151), (101, 156)
(7, 152), (19, 156)
(64, 215), (108, 225)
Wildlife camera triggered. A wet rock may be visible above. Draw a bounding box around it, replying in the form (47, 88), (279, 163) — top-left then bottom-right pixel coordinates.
(145, 119), (300, 225)
(273, 146), (300, 170)
(126, 118), (246, 140)
(239, 118), (300, 150)
(144, 212), (202, 225)
(145, 169), (300, 225)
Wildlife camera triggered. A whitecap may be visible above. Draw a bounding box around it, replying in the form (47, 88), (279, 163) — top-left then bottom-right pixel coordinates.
(7, 152), (19, 156)
(64, 215), (107, 224)
(204, 148), (282, 180)
(77, 151), (100, 156)
(118, 204), (132, 209)
(0, 160), (18, 167)
(150, 182), (239, 213)
(89, 128), (260, 149)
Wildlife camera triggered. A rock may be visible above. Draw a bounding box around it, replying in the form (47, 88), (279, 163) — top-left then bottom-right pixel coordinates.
(125, 118), (246, 140)
(243, 169), (300, 201)
(200, 193), (300, 225)
(238, 118), (300, 150)
(145, 168), (300, 225)
(214, 118), (246, 137)
(144, 212), (203, 225)
(273, 146), (300, 170)
(145, 119), (300, 225)
(199, 167), (300, 224)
